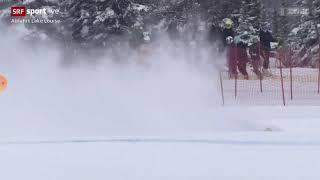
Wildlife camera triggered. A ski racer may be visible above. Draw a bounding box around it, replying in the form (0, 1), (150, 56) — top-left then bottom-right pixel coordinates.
(221, 18), (235, 49)
(209, 18), (237, 77)
(209, 18), (235, 52)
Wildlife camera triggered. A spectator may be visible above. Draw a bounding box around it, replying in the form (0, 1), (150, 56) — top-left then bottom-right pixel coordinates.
(259, 23), (277, 77)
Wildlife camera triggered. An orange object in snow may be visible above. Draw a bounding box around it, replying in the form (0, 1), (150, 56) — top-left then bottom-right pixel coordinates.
(0, 75), (7, 93)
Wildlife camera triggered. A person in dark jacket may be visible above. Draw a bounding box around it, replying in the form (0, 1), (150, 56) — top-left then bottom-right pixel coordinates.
(221, 18), (235, 48)
(248, 36), (262, 79)
(236, 40), (249, 79)
(259, 23), (277, 76)
(167, 20), (179, 41)
(208, 18), (235, 52)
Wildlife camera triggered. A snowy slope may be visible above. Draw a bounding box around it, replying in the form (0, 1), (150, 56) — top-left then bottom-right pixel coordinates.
(2, 135), (320, 180)
(2, 23), (320, 180)
(2, 107), (320, 180)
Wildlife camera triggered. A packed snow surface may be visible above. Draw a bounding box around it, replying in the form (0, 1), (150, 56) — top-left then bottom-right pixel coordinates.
(1, 24), (320, 180)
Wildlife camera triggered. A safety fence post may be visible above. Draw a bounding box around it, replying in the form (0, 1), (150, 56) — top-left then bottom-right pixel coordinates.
(235, 48), (238, 99)
(235, 74), (237, 99)
(259, 65), (263, 93)
(279, 49), (286, 106)
(219, 71), (225, 105)
(289, 48), (293, 100)
(258, 42), (263, 93)
(318, 51), (320, 94)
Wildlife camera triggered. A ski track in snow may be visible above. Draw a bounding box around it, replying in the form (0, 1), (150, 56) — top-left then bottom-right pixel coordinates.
(2, 138), (320, 147)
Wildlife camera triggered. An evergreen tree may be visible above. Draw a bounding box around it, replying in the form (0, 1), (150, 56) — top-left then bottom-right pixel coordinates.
(278, 0), (290, 45)
(272, 9), (280, 38)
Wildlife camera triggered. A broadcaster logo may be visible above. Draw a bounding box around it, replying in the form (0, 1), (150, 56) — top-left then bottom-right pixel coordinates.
(11, 6), (60, 24)
(11, 6), (48, 17)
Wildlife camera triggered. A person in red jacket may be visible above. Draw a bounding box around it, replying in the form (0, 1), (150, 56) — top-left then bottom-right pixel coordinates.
(226, 36), (237, 78)
(236, 43), (249, 80)
(226, 35), (250, 80)
(235, 32), (250, 80)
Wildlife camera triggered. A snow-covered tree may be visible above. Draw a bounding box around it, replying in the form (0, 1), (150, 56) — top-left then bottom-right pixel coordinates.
(2, 0), (318, 67)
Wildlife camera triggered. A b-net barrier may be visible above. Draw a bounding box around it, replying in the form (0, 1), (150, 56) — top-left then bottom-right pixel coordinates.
(219, 52), (320, 106)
